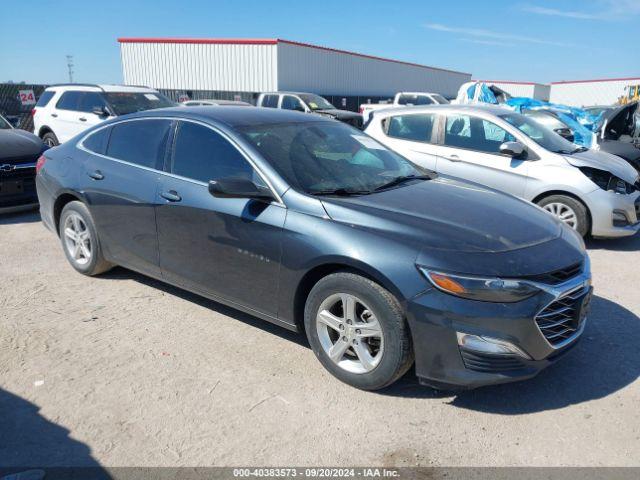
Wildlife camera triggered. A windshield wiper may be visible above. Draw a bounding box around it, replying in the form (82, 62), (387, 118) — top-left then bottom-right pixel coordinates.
(373, 174), (433, 192)
(553, 147), (589, 155)
(571, 147), (589, 153)
(309, 188), (372, 196)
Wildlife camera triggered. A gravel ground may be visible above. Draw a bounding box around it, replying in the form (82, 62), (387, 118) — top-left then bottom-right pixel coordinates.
(1, 211), (639, 468)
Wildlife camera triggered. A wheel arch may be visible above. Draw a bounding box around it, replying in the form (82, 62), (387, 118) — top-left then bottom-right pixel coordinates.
(292, 258), (404, 333)
(38, 125), (54, 138)
(532, 190), (592, 233)
(53, 190), (87, 235)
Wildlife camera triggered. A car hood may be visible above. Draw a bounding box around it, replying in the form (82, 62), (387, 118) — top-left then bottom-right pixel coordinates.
(320, 177), (562, 254)
(564, 148), (639, 184)
(0, 129), (44, 161)
(601, 101), (638, 138)
(314, 109), (362, 120)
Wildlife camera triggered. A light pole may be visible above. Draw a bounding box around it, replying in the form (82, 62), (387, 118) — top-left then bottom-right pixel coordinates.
(66, 55), (74, 83)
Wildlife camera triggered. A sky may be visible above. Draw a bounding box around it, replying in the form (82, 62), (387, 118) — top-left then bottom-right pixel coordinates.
(1, 0), (639, 85)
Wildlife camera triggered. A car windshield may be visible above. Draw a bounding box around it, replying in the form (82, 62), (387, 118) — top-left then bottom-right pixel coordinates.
(239, 121), (428, 195)
(298, 94), (335, 111)
(0, 115), (12, 129)
(103, 92), (176, 115)
(500, 112), (579, 154)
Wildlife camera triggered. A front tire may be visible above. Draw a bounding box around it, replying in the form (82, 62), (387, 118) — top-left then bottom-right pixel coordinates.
(537, 194), (589, 237)
(304, 272), (413, 390)
(59, 201), (113, 276)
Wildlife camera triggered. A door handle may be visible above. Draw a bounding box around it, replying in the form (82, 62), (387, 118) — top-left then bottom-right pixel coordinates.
(51, 113), (58, 118)
(88, 170), (104, 180)
(447, 154), (461, 162)
(79, 117), (87, 122)
(161, 190), (182, 202)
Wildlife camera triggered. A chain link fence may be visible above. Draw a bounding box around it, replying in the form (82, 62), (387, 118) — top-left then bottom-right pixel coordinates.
(0, 83), (48, 132)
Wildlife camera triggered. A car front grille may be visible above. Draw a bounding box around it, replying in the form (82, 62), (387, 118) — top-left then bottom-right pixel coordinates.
(460, 350), (526, 373)
(523, 261), (584, 286)
(0, 157), (38, 206)
(535, 285), (591, 346)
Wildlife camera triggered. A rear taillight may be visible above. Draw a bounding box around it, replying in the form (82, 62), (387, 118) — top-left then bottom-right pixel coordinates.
(31, 108), (37, 116)
(358, 107), (364, 114)
(35, 155), (47, 174)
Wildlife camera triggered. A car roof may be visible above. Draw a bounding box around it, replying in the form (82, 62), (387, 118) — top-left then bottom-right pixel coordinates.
(184, 99), (251, 105)
(45, 84), (158, 93)
(259, 92), (316, 96)
(371, 103), (513, 118)
(130, 105), (328, 127)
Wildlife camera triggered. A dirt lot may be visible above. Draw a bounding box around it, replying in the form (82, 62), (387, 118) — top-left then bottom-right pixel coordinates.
(1, 210), (639, 468)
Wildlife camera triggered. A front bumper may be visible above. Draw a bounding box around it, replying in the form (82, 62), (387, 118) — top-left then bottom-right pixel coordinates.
(586, 188), (640, 238)
(406, 270), (592, 390)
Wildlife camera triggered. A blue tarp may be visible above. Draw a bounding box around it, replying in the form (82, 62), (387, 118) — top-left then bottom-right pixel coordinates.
(506, 97), (599, 148)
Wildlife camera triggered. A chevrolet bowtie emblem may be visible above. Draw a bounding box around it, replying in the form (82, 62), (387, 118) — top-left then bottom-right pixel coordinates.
(0, 164), (16, 172)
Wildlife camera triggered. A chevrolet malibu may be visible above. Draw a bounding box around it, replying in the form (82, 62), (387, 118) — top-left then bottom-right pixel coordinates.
(36, 107), (592, 391)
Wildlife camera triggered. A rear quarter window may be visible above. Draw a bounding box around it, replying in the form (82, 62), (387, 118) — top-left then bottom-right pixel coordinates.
(261, 95), (279, 108)
(82, 127), (111, 155)
(36, 91), (55, 107)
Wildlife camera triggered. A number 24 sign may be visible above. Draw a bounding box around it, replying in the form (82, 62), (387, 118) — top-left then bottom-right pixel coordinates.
(18, 90), (36, 106)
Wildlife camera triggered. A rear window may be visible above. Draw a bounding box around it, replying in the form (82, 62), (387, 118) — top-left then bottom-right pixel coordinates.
(103, 92), (175, 115)
(386, 114), (436, 142)
(397, 94), (434, 106)
(261, 95), (279, 108)
(106, 119), (172, 169)
(36, 91), (55, 107)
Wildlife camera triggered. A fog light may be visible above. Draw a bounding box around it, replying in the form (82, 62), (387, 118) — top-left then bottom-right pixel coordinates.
(456, 332), (531, 359)
(613, 210), (629, 227)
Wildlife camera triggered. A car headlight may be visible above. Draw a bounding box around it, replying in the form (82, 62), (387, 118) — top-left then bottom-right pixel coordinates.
(578, 167), (636, 194)
(419, 268), (540, 303)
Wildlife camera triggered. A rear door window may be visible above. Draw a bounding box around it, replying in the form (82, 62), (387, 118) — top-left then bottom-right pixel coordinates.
(281, 96), (305, 111)
(171, 121), (260, 184)
(386, 114), (436, 142)
(106, 119), (172, 169)
(55, 91), (83, 111)
(261, 95), (279, 108)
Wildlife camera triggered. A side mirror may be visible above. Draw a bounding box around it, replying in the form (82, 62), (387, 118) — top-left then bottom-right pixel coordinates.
(499, 141), (526, 158)
(208, 178), (274, 201)
(92, 106), (109, 117)
(554, 128), (575, 143)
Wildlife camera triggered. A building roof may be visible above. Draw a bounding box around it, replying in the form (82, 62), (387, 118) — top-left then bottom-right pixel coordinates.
(117, 37), (471, 76)
(551, 77), (640, 85)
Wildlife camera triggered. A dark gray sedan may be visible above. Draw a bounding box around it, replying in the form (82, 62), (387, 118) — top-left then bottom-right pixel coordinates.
(36, 107), (591, 390)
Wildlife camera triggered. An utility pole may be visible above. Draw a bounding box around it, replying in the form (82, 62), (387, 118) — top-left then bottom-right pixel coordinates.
(66, 55), (74, 83)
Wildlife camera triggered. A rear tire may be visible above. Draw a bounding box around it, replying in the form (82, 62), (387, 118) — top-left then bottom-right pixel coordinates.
(42, 132), (59, 147)
(304, 272), (413, 390)
(537, 195), (589, 237)
(59, 201), (113, 276)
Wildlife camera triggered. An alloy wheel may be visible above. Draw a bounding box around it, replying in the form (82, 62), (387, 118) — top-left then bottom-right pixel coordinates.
(63, 213), (92, 266)
(316, 293), (384, 374)
(542, 202), (578, 230)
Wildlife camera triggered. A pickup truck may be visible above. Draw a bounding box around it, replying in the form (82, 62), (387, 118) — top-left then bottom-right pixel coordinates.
(359, 92), (449, 123)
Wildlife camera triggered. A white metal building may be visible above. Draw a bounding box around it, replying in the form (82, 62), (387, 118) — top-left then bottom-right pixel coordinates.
(549, 77), (640, 107)
(118, 38), (471, 100)
(478, 80), (551, 101)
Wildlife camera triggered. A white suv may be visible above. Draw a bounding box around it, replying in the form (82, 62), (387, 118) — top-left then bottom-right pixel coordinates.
(33, 84), (175, 146)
